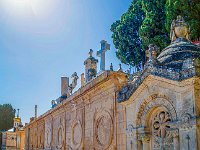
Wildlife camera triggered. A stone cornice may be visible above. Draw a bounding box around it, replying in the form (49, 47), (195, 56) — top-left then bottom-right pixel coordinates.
(24, 71), (127, 128)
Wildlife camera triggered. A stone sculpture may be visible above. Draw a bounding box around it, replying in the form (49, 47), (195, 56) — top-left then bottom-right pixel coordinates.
(67, 72), (79, 97)
(170, 15), (190, 42)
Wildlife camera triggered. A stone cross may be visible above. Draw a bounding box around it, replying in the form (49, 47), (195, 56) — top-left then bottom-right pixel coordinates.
(97, 40), (110, 71)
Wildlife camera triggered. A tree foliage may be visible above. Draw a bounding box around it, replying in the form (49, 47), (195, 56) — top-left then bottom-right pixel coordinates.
(0, 104), (15, 131)
(111, 0), (200, 68)
(165, 0), (200, 40)
(139, 0), (170, 50)
(111, 0), (145, 69)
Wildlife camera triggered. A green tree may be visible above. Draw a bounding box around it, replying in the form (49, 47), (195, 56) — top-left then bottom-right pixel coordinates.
(0, 104), (15, 131)
(111, 0), (145, 70)
(139, 0), (170, 51)
(165, 0), (200, 40)
(111, 0), (200, 68)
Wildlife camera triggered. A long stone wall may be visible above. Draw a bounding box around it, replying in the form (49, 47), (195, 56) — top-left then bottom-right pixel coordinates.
(24, 71), (128, 150)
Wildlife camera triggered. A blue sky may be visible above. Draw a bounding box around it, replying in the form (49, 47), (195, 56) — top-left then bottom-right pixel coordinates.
(0, 0), (132, 124)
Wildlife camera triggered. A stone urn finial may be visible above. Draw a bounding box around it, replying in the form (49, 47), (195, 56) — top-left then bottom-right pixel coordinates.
(170, 15), (190, 42)
(89, 49), (93, 57)
(118, 64), (123, 72)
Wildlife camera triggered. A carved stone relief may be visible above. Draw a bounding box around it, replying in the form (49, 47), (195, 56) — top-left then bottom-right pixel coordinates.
(56, 124), (65, 149)
(136, 95), (177, 127)
(94, 109), (113, 150)
(180, 113), (193, 129)
(45, 117), (53, 149)
(53, 115), (65, 150)
(152, 110), (173, 150)
(136, 95), (178, 150)
(46, 127), (52, 148)
(38, 123), (45, 149)
(71, 120), (83, 149)
(33, 127), (38, 148)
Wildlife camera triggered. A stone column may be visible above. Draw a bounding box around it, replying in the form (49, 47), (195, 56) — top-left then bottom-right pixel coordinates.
(141, 135), (150, 150)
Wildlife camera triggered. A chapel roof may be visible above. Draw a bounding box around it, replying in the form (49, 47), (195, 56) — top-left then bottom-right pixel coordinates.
(117, 16), (200, 103)
(157, 38), (200, 69)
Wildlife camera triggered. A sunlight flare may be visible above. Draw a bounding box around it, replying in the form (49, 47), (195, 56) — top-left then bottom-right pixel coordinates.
(0, 0), (66, 19)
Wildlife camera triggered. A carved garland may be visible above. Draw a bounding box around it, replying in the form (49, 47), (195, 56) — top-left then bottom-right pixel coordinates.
(38, 124), (45, 149)
(57, 125), (65, 149)
(94, 109), (113, 150)
(71, 120), (83, 149)
(38, 129), (44, 148)
(45, 127), (52, 148)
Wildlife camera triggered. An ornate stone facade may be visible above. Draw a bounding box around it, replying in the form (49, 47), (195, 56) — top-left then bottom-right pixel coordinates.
(116, 16), (200, 150)
(24, 71), (128, 150)
(24, 16), (200, 150)
(120, 75), (200, 150)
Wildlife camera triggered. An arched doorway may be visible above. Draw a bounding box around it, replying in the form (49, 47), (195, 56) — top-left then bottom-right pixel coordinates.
(136, 95), (179, 150)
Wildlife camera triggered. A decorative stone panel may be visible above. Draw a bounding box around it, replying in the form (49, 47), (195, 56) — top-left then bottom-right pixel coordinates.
(93, 109), (114, 150)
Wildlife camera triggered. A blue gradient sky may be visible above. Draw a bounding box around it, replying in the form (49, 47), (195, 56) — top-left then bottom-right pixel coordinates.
(0, 0), (132, 124)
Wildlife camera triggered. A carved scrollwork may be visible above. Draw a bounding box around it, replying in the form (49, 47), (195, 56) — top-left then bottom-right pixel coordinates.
(152, 110), (174, 150)
(45, 127), (52, 148)
(152, 111), (171, 139)
(94, 109), (113, 150)
(38, 129), (44, 148)
(126, 124), (135, 137)
(180, 113), (192, 129)
(137, 133), (150, 143)
(136, 94), (177, 128)
(56, 125), (65, 149)
(71, 120), (83, 149)
(170, 129), (179, 138)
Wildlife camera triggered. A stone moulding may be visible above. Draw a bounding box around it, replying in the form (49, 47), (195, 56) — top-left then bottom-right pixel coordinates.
(117, 65), (200, 103)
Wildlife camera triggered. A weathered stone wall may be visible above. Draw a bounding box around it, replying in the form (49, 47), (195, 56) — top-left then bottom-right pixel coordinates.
(24, 72), (127, 150)
(123, 76), (200, 150)
(194, 78), (200, 150)
(24, 72), (200, 150)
